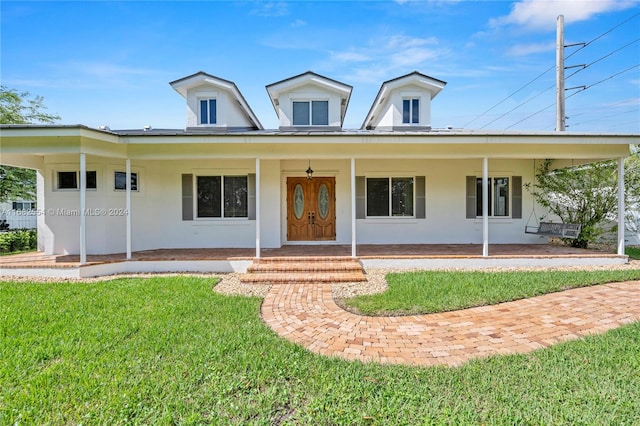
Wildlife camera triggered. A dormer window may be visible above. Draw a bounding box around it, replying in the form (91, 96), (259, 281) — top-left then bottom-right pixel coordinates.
(199, 98), (217, 125)
(293, 100), (329, 126)
(402, 98), (420, 124)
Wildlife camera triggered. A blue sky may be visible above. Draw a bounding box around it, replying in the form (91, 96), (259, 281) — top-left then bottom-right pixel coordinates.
(1, 0), (639, 133)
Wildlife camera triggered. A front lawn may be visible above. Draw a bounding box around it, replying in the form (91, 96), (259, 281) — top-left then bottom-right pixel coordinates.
(343, 269), (640, 315)
(627, 246), (640, 260)
(1, 276), (639, 424)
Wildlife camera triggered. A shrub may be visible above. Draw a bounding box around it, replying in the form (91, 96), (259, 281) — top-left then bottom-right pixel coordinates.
(0, 229), (37, 254)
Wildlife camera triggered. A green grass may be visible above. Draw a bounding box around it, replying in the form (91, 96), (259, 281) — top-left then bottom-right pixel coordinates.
(343, 269), (640, 316)
(1, 275), (640, 424)
(627, 246), (640, 260)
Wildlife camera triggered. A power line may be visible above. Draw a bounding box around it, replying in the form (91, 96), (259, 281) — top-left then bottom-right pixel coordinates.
(478, 84), (554, 129)
(565, 37), (640, 81)
(570, 108), (640, 128)
(566, 63), (640, 98)
(465, 11), (640, 129)
(504, 102), (555, 130)
(462, 65), (554, 128)
(564, 11), (640, 61)
(504, 63), (640, 129)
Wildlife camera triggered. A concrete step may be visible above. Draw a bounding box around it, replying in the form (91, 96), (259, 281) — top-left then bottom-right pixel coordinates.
(247, 261), (363, 273)
(240, 271), (367, 284)
(241, 256), (366, 284)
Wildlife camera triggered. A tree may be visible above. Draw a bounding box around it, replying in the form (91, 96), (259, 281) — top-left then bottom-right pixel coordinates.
(0, 86), (60, 124)
(0, 86), (60, 203)
(528, 153), (640, 249)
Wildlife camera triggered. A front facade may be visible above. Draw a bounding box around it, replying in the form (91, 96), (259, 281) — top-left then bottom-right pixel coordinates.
(1, 71), (635, 262)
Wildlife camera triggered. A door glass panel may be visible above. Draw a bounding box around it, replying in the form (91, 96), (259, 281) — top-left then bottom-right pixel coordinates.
(293, 184), (304, 219)
(318, 183), (329, 218)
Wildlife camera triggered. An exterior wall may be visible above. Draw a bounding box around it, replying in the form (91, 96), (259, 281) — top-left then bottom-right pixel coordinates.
(40, 155), (546, 255)
(354, 158), (543, 244)
(40, 156), (283, 255)
(276, 84), (343, 128)
(185, 84), (252, 128)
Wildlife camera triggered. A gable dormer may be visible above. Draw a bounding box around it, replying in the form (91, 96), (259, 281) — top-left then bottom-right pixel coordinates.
(170, 71), (263, 131)
(266, 71), (352, 131)
(362, 71), (446, 131)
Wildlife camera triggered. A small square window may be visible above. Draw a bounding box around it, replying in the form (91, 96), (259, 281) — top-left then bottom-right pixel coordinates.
(114, 171), (138, 191)
(293, 100), (328, 126)
(56, 171), (97, 190)
(57, 171), (78, 189)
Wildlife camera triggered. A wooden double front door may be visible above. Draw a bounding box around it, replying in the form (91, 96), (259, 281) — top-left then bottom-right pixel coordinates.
(287, 177), (336, 241)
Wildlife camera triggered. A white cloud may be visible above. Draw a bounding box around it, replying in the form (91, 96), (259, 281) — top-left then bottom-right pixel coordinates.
(490, 0), (637, 31)
(384, 34), (438, 50)
(290, 19), (306, 28)
(506, 41), (556, 56)
(250, 1), (289, 17)
(6, 61), (166, 90)
(390, 46), (439, 67)
(331, 51), (371, 62)
(328, 34), (448, 83)
(68, 62), (154, 78)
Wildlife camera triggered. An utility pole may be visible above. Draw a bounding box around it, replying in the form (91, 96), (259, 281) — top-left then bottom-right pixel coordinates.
(556, 15), (565, 131)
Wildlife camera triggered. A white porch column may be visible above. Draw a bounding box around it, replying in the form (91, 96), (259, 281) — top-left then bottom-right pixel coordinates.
(482, 157), (489, 257)
(617, 157), (625, 256)
(255, 158), (261, 258)
(126, 159), (132, 260)
(351, 158), (356, 258)
(79, 153), (87, 264)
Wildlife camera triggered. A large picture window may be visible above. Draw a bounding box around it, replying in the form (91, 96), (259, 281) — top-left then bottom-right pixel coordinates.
(197, 175), (248, 218)
(292, 100), (329, 126)
(475, 177), (509, 217)
(366, 177), (414, 217)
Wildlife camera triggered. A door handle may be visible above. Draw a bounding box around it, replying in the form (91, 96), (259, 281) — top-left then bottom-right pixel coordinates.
(310, 212), (316, 226)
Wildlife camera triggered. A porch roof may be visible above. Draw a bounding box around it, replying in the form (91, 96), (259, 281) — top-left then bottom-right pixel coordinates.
(0, 124), (636, 166)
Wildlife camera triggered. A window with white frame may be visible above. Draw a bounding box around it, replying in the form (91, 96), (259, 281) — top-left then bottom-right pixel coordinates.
(292, 100), (329, 126)
(56, 171), (97, 190)
(402, 98), (420, 124)
(199, 98), (217, 125)
(114, 171), (138, 191)
(196, 175), (248, 218)
(12, 201), (36, 210)
(366, 177), (414, 217)
(476, 177), (509, 217)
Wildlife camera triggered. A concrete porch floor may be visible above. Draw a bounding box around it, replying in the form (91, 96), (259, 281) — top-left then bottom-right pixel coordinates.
(0, 244), (625, 269)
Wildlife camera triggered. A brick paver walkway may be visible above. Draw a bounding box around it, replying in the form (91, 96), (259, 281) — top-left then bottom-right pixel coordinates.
(261, 281), (640, 367)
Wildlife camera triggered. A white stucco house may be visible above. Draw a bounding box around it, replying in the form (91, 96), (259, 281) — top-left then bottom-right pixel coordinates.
(0, 70), (636, 272)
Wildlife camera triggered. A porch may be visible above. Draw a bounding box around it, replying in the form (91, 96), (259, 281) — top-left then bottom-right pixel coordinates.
(0, 244), (628, 279)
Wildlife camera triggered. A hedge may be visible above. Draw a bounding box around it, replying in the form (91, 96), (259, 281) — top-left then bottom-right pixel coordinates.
(0, 229), (37, 254)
